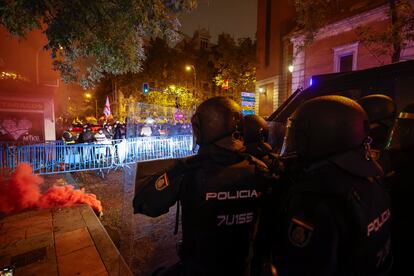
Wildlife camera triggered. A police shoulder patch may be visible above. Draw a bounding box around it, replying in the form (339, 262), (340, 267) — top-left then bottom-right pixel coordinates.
(369, 149), (381, 161)
(288, 217), (314, 248)
(155, 173), (170, 191)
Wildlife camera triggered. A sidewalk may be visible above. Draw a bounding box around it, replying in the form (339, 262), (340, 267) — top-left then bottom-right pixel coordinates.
(0, 205), (132, 276)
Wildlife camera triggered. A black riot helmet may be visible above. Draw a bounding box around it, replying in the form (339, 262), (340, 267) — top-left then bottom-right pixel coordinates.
(280, 95), (370, 162)
(243, 114), (269, 144)
(191, 96), (243, 146)
(385, 102), (414, 152)
(357, 94), (396, 126)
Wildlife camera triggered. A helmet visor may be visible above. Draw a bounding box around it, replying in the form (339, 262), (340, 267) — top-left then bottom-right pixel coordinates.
(385, 111), (414, 151)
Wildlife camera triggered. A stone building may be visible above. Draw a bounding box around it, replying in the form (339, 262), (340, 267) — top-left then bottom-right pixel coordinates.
(255, 0), (414, 117)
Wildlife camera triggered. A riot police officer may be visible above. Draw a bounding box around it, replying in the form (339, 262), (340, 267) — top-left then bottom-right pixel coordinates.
(133, 96), (273, 276)
(243, 115), (273, 158)
(243, 114), (285, 180)
(357, 94), (396, 172)
(276, 95), (392, 276)
(384, 103), (414, 276)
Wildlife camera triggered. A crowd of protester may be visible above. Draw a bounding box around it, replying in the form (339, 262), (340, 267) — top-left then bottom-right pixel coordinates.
(128, 117), (192, 137)
(62, 116), (193, 145)
(62, 121), (126, 145)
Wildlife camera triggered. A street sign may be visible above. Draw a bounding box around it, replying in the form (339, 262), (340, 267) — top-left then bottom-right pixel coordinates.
(241, 92), (255, 115)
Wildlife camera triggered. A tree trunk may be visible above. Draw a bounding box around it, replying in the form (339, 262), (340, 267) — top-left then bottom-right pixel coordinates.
(389, 0), (402, 63)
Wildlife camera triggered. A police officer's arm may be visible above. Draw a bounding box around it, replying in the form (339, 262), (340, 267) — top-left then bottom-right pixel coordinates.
(133, 170), (182, 217)
(133, 156), (202, 217)
(281, 202), (340, 276)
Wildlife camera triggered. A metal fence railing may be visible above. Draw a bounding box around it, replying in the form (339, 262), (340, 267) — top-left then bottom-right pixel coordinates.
(0, 135), (194, 175)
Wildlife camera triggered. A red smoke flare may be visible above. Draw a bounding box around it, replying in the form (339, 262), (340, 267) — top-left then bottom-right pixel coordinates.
(0, 163), (102, 215)
(39, 185), (102, 212)
(0, 163), (43, 213)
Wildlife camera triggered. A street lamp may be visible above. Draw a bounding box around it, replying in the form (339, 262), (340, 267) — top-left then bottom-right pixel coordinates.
(84, 92), (98, 118)
(185, 65), (197, 96)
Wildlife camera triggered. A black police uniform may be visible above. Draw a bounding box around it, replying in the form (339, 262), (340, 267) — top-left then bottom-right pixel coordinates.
(245, 141), (272, 159)
(277, 154), (392, 276)
(276, 96), (392, 276)
(384, 104), (414, 276)
(386, 156), (413, 276)
(134, 138), (272, 276)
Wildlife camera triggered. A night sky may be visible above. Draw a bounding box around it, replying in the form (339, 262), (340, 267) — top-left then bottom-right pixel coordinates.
(178, 0), (258, 43)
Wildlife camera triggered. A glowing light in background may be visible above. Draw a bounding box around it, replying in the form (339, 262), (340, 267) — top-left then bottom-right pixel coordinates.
(288, 64), (294, 73)
(222, 79), (229, 90)
(0, 71), (28, 81)
(174, 110), (184, 121)
(309, 77), (313, 86)
(241, 92), (255, 115)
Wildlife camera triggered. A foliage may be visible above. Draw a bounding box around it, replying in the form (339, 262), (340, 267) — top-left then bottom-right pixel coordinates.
(355, 0), (414, 62)
(293, 0), (339, 44)
(94, 31), (256, 117)
(142, 85), (198, 109)
(102, 37), (194, 99)
(212, 34), (256, 96)
(294, 0), (414, 61)
(64, 95), (94, 120)
(0, 0), (197, 88)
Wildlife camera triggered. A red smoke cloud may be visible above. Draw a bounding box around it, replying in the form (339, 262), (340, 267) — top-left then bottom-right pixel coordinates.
(0, 163), (102, 215)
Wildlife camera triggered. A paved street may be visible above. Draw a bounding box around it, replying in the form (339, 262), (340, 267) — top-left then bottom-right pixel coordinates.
(0, 205), (131, 276)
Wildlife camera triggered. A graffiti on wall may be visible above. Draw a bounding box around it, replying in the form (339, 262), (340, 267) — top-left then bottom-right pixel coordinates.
(0, 112), (44, 142)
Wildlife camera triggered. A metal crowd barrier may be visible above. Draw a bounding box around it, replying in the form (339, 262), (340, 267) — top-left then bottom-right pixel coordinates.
(0, 135), (194, 175)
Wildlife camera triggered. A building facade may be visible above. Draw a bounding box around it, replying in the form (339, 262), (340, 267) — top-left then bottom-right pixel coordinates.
(0, 81), (55, 142)
(256, 0), (414, 117)
(291, 3), (414, 93)
(0, 28), (86, 141)
(255, 0), (295, 117)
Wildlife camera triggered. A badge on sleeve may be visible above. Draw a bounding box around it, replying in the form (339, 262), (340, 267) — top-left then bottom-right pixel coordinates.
(288, 217), (314, 247)
(155, 173), (170, 191)
(369, 149), (381, 161)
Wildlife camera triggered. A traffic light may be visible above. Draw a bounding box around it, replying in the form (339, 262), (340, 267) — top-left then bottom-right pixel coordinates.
(142, 82), (149, 94)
